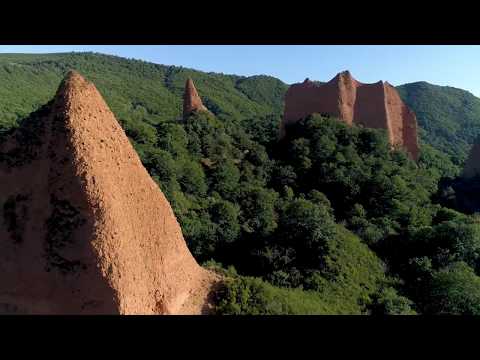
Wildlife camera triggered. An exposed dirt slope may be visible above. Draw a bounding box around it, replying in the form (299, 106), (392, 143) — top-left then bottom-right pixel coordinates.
(0, 71), (217, 314)
(282, 71), (419, 160)
(183, 78), (208, 118)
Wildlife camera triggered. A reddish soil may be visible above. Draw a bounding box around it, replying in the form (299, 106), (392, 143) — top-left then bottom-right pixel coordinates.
(0, 71), (218, 314)
(282, 71), (419, 160)
(183, 78), (208, 118)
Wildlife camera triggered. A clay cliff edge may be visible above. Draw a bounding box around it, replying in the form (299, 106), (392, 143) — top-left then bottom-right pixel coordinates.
(281, 71), (419, 160)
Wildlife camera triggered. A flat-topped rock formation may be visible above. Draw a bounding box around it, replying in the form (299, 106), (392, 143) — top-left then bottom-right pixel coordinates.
(183, 78), (208, 118)
(0, 71), (219, 314)
(281, 71), (419, 160)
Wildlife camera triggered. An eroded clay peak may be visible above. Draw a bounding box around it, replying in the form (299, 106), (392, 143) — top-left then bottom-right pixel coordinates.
(58, 70), (89, 91)
(282, 71), (420, 160)
(183, 77), (208, 118)
(339, 70), (352, 78)
(54, 70), (100, 112)
(65, 69), (84, 81)
(0, 71), (219, 314)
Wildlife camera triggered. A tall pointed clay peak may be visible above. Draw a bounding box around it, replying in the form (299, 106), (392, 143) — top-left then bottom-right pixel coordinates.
(331, 70), (362, 89)
(339, 70), (352, 78)
(330, 70), (356, 82)
(0, 70), (219, 314)
(52, 70), (108, 121)
(56, 70), (90, 96)
(183, 77), (208, 118)
(63, 69), (85, 84)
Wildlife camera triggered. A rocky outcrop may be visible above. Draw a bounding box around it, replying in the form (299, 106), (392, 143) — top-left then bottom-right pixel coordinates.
(444, 139), (480, 213)
(0, 71), (219, 314)
(183, 78), (208, 118)
(462, 141), (480, 179)
(281, 71), (419, 160)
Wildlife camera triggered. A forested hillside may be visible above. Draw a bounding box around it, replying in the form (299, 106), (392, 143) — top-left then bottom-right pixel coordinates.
(0, 52), (287, 132)
(398, 82), (480, 165)
(2, 52), (480, 314)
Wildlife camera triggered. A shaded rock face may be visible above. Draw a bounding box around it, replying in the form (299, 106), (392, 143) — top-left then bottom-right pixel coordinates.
(281, 71), (419, 160)
(183, 78), (208, 118)
(463, 142), (480, 179)
(445, 142), (480, 214)
(0, 71), (217, 314)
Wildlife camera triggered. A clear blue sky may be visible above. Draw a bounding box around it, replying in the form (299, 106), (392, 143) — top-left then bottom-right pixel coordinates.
(1, 45), (479, 97)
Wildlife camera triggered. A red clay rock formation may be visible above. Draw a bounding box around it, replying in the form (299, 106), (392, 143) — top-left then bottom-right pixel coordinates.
(463, 141), (480, 178)
(183, 78), (208, 118)
(0, 71), (219, 314)
(281, 71), (419, 160)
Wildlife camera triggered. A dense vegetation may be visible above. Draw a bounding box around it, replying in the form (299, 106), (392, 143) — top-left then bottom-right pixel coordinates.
(128, 109), (480, 315)
(2, 52), (480, 314)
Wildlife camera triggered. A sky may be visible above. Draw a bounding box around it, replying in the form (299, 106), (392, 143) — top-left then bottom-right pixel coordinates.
(0, 45), (479, 97)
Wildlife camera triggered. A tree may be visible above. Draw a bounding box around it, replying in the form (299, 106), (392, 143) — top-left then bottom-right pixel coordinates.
(178, 159), (207, 196)
(277, 198), (337, 268)
(210, 160), (240, 199)
(238, 185), (279, 237)
(143, 148), (177, 184)
(432, 220), (480, 271)
(424, 262), (480, 315)
(210, 200), (241, 244)
(369, 287), (417, 315)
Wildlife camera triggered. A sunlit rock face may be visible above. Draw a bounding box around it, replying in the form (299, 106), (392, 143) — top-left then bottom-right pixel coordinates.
(0, 71), (217, 314)
(183, 78), (208, 119)
(281, 71), (419, 160)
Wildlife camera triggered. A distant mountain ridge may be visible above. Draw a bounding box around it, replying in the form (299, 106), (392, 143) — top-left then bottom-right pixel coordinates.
(1, 52), (480, 165)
